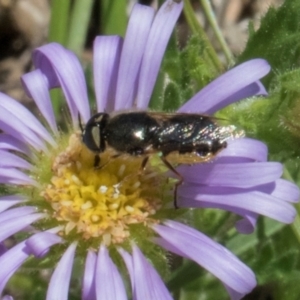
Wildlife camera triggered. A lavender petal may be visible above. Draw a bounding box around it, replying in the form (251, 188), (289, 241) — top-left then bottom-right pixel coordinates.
(0, 104), (46, 151)
(177, 162), (282, 187)
(235, 212), (258, 234)
(0, 168), (37, 186)
(0, 240), (30, 295)
(178, 184), (296, 223)
(82, 250), (97, 300)
(224, 283), (250, 300)
(22, 69), (58, 133)
(136, 0), (183, 108)
(153, 221), (256, 296)
(178, 59), (270, 114)
(271, 179), (300, 203)
(114, 4), (155, 110)
(0, 133), (31, 156)
(0, 206), (36, 223)
(0, 195), (27, 214)
(218, 138), (268, 162)
(2, 295), (14, 300)
(46, 242), (77, 300)
(33, 43), (90, 124)
(0, 92), (55, 146)
(118, 248), (134, 290)
(26, 231), (63, 258)
(131, 245), (173, 300)
(95, 245), (127, 300)
(0, 213), (45, 243)
(93, 36), (123, 113)
(204, 81), (268, 115)
(0, 150), (32, 170)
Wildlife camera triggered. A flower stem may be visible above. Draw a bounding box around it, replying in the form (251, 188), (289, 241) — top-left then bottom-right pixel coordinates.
(200, 0), (235, 65)
(66, 0), (95, 56)
(183, 0), (223, 72)
(291, 214), (300, 244)
(49, 0), (71, 45)
(101, 0), (127, 36)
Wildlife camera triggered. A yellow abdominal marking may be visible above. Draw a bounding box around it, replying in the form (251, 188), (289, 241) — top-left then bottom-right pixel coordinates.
(42, 133), (164, 245)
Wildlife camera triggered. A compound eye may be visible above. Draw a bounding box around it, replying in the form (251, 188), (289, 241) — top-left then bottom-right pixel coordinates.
(82, 125), (102, 152)
(82, 113), (108, 152)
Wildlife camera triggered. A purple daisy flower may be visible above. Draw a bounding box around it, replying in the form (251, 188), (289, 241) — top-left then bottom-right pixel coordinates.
(0, 1), (298, 299)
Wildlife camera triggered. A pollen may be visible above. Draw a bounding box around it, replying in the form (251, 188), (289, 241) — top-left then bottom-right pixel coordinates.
(41, 133), (165, 245)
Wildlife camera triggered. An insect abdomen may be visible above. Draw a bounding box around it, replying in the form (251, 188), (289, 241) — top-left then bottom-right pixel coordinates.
(154, 114), (226, 157)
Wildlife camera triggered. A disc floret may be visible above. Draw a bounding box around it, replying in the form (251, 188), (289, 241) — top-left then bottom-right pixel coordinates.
(40, 133), (166, 245)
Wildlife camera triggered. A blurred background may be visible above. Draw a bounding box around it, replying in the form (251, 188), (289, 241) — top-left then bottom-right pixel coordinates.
(0, 0), (283, 104)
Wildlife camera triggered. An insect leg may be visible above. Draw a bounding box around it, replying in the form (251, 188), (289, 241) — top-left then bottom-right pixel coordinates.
(121, 156), (149, 182)
(94, 153), (121, 169)
(94, 154), (101, 168)
(160, 156), (183, 209)
(78, 113), (84, 133)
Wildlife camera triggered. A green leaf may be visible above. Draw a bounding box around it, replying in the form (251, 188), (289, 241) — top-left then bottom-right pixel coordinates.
(226, 219), (300, 300)
(238, 0), (300, 88)
(149, 70), (165, 111)
(226, 218), (285, 256)
(217, 67), (300, 172)
(162, 81), (181, 111)
(156, 34), (220, 112)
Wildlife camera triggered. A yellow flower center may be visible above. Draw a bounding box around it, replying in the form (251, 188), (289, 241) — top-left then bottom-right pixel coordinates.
(41, 133), (167, 245)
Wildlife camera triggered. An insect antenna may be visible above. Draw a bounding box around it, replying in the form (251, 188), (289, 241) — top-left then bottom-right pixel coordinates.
(78, 113), (84, 133)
